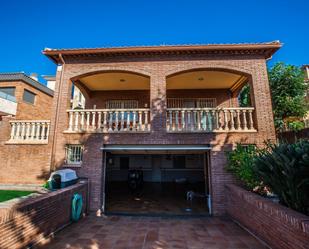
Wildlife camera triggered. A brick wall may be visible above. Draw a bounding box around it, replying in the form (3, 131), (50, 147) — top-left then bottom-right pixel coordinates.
(0, 116), (52, 184)
(226, 184), (309, 249)
(0, 80), (53, 184)
(0, 181), (89, 249)
(0, 80), (53, 120)
(48, 54), (276, 215)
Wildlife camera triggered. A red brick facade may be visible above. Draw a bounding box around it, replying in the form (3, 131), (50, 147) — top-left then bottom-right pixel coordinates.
(0, 79), (53, 184)
(45, 46), (278, 215)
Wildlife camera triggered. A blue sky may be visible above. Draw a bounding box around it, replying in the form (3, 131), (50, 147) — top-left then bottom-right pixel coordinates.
(1, 0), (308, 83)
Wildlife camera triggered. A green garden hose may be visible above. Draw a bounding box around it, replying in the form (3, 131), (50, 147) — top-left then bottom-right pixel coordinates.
(71, 193), (83, 222)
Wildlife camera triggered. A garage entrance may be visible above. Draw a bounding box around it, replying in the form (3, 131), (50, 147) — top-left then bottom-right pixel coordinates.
(102, 145), (211, 216)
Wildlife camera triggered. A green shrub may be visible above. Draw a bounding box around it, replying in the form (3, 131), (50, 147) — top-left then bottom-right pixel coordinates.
(253, 140), (309, 215)
(226, 144), (260, 190)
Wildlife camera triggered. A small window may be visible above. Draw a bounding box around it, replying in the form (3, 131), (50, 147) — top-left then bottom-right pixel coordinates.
(0, 87), (15, 96)
(23, 89), (36, 104)
(65, 144), (84, 164)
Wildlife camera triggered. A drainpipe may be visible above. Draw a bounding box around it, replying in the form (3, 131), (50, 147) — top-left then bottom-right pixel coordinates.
(50, 54), (65, 172)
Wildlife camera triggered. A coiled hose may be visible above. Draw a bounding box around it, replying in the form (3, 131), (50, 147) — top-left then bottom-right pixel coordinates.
(72, 193), (83, 222)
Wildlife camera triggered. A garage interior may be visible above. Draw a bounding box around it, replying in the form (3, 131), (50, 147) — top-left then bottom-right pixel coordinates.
(103, 146), (211, 216)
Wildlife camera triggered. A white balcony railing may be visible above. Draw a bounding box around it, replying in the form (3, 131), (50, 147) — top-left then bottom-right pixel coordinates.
(66, 109), (150, 133)
(7, 120), (50, 144)
(167, 107), (256, 132)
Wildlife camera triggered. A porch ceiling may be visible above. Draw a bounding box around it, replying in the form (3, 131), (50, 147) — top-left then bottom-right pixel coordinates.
(79, 72), (150, 91)
(167, 70), (247, 90)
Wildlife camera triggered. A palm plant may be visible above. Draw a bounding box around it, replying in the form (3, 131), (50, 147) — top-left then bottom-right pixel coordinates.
(253, 141), (309, 215)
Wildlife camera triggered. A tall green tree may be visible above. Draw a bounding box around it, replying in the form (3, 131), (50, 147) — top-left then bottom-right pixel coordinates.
(268, 62), (308, 130)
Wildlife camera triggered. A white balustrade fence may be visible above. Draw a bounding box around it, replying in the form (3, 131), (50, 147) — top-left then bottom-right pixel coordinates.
(8, 120), (50, 143)
(166, 107), (256, 132)
(66, 109), (150, 132)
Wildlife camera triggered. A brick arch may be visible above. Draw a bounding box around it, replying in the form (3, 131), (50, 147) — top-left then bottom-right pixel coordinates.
(165, 65), (252, 79)
(69, 67), (151, 82)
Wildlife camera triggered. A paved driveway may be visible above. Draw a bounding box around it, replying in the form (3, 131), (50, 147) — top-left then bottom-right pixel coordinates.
(42, 215), (267, 249)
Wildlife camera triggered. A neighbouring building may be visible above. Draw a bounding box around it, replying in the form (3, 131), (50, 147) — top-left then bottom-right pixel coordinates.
(0, 42), (281, 216)
(0, 73), (53, 183)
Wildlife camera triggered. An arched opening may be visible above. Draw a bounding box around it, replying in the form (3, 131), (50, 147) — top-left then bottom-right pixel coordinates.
(166, 69), (255, 132)
(67, 71), (151, 132)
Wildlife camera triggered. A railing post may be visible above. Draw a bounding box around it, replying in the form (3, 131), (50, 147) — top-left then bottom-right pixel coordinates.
(223, 110), (229, 131)
(80, 112), (85, 131)
(40, 122), (46, 140)
(108, 111), (113, 132)
(169, 110), (173, 131)
(31, 122), (36, 140)
(126, 111), (130, 131)
(132, 111), (137, 131)
(175, 111), (179, 131)
(25, 122), (31, 140)
(138, 111), (142, 131)
(35, 122), (41, 140)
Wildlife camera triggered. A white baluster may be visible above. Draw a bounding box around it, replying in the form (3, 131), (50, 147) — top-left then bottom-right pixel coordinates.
(31, 122), (36, 140)
(46, 123), (50, 141)
(144, 110), (149, 131)
(236, 110), (241, 130)
(169, 110), (173, 131)
(80, 112), (85, 131)
(109, 111), (113, 132)
(21, 122), (26, 140)
(86, 112), (90, 131)
(10, 123), (16, 140)
(74, 111), (79, 131)
(216, 110), (222, 131)
(126, 111), (130, 131)
(26, 122), (31, 140)
(175, 111), (179, 131)
(224, 110), (229, 131)
(200, 110), (205, 131)
(138, 111), (142, 131)
(193, 111), (197, 131)
(230, 110), (235, 131)
(181, 110), (185, 131)
(91, 111), (96, 130)
(132, 111), (137, 131)
(115, 111), (119, 131)
(197, 110), (201, 131)
(212, 110), (216, 131)
(68, 111), (73, 131)
(35, 123), (41, 140)
(97, 111), (102, 131)
(248, 110), (254, 130)
(120, 111), (125, 131)
(243, 110), (248, 130)
(103, 111), (108, 132)
(40, 122), (46, 140)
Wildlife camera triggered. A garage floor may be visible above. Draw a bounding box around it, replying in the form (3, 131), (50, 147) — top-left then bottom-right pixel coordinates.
(105, 182), (208, 215)
(41, 215), (267, 249)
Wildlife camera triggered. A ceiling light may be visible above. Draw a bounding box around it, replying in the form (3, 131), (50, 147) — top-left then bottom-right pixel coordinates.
(120, 79), (126, 82)
(198, 77), (204, 81)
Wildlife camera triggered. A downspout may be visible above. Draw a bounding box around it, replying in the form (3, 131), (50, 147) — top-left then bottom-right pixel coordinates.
(50, 53), (65, 172)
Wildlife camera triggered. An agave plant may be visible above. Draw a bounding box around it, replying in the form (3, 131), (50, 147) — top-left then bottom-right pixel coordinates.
(253, 141), (309, 215)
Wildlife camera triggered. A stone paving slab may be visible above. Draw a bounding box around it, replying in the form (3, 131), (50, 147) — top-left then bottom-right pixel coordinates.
(41, 215), (268, 249)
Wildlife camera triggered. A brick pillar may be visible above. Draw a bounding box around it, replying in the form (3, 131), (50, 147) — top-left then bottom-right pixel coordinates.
(210, 143), (235, 216)
(250, 60), (276, 145)
(150, 74), (167, 133)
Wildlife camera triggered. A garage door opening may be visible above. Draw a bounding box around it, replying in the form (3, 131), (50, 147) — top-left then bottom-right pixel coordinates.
(102, 146), (211, 216)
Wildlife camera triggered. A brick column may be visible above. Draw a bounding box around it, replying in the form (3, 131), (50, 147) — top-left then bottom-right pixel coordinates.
(150, 74), (167, 133)
(249, 60), (276, 145)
